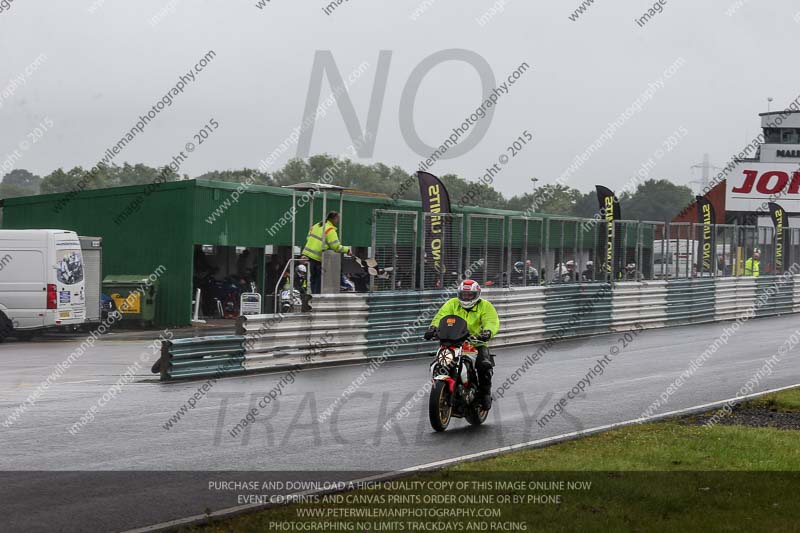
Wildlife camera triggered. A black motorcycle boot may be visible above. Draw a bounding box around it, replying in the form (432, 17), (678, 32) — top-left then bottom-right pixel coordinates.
(477, 369), (493, 410)
(475, 347), (495, 410)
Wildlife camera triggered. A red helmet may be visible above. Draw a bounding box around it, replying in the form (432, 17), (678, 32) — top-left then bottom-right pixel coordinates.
(457, 279), (481, 309)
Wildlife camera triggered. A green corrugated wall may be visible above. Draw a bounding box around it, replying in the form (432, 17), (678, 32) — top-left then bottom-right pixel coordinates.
(1, 179), (657, 327)
(2, 182), (195, 327)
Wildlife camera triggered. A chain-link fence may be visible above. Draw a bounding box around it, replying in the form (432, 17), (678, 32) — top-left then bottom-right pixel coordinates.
(543, 217), (605, 283)
(507, 217), (546, 287)
(465, 215), (505, 286)
(785, 228), (800, 274)
(715, 224), (737, 277)
(613, 220), (644, 281)
(640, 221), (666, 280)
(365, 208), (790, 292)
(370, 210), (417, 292)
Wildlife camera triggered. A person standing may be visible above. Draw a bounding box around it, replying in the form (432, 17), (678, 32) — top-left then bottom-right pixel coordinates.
(525, 259), (539, 285)
(744, 249), (760, 277)
(581, 260), (595, 282)
(301, 211), (352, 294)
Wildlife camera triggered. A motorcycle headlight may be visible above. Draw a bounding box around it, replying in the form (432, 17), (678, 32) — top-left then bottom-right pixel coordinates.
(437, 348), (455, 366)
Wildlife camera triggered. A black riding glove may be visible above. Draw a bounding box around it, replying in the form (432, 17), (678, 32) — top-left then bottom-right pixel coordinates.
(423, 326), (437, 340)
(477, 330), (492, 342)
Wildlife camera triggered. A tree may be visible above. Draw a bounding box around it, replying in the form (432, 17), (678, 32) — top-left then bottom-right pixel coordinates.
(39, 167), (108, 194)
(113, 163), (167, 186)
(526, 184), (582, 215)
(619, 179), (694, 222)
(438, 173), (507, 209)
(196, 168), (271, 185)
(572, 190), (599, 218)
(0, 169), (41, 198)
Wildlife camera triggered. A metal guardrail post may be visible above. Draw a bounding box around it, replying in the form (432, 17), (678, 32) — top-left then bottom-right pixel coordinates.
(391, 212), (399, 290)
(411, 212), (418, 291)
(370, 214), (377, 292)
(419, 213), (425, 290)
(543, 218), (550, 283)
(457, 214), (464, 282)
(465, 214), (471, 283)
(483, 216), (489, 285)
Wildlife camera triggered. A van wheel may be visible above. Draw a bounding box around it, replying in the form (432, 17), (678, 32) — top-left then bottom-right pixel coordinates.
(0, 312), (13, 341)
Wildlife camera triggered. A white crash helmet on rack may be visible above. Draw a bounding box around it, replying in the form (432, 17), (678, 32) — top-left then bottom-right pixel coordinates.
(457, 279), (482, 309)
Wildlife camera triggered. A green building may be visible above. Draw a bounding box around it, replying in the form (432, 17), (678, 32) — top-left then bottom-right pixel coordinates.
(0, 180), (524, 326)
(2, 180), (654, 326)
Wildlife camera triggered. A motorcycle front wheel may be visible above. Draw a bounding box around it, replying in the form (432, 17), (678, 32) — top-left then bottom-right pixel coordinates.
(464, 402), (489, 426)
(429, 380), (452, 432)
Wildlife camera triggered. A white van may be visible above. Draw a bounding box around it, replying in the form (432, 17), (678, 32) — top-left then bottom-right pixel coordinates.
(653, 239), (733, 278)
(0, 230), (86, 338)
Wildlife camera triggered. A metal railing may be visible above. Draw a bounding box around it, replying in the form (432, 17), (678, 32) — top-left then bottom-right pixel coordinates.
(366, 209), (797, 290)
(466, 214), (505, 286)
(370, 210), (418, 292)
(159, 273), (800, 380)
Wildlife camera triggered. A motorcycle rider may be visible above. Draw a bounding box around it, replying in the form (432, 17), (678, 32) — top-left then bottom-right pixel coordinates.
(620, 262), (643, 281)
(512, 261), (526, 286)
(566, 260), (577, 282)
(424, 279), (500, 410)
(581, 260), (595, 282)
(283, 264), (307, 294)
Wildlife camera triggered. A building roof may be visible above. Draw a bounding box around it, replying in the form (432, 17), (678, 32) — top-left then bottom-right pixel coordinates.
(1, 178), (575, 220)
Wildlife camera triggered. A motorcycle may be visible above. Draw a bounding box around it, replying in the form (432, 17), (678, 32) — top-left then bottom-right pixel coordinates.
(427, 315), (489, 432)
(279, 288), (302, 314)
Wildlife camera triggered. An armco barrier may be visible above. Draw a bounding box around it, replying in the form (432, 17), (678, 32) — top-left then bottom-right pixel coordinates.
(665, 277), (716, 326)
(158, 275), (800, 381)
(159, 335), (246, 381)
(754, 275), (795, 318)
(543, 283), (613, 338)
(611, 281), (667, 331)
(714, 277), (756, 322)
(237, 293), (370, 370)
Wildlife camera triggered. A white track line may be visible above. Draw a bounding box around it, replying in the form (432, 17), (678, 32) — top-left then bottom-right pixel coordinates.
(123, 382), (800, 533)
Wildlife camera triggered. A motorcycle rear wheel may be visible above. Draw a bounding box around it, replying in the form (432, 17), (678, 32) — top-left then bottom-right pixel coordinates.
(429, 380), (452, 432)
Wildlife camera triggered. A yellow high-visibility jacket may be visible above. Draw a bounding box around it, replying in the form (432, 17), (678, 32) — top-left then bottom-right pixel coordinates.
(430, 298), (500, 346)
(744, 257), (760, 277)
(301, 221), (349, 261)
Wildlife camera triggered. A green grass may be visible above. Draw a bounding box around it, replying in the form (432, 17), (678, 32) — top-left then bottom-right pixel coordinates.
(454, 422), (800, 472)
(191, 389), (800, 533)
(744, 387), (800, 413)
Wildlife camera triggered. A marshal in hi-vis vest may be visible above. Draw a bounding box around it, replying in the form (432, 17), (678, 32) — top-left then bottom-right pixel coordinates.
(301, 221), (349, 261)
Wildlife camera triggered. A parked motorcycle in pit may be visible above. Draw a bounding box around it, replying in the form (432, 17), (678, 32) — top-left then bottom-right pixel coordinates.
(426, 315), (490, 432)
(279, 288), (302, 314)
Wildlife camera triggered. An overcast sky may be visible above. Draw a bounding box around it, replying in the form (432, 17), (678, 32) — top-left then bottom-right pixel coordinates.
(1, 0), (798, 198)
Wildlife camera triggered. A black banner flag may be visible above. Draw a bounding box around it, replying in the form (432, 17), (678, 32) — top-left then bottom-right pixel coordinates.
(696, 195), (715, 273)
(417, 171), (452, 277)
(596, 185), (620, 278)
(769, 202), (785, 273)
